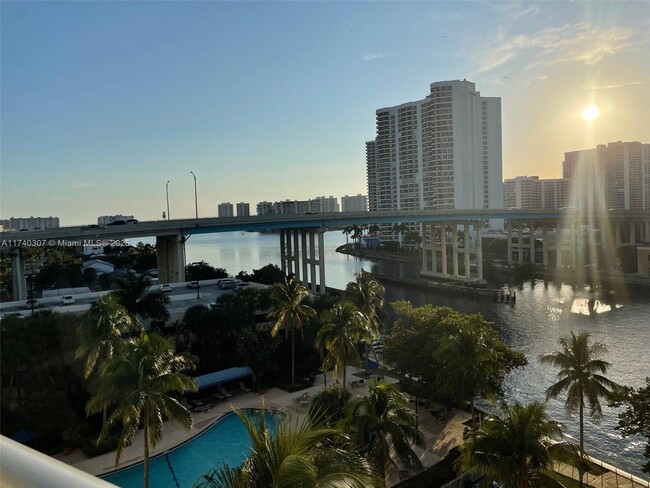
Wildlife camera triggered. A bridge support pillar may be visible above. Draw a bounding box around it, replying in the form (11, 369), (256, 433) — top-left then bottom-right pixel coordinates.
(280, 229), (326, 293)
(440, 225), (448, 275)
(10, 247), (27, 301)
(475, 221), (483, 282)
(463, 224), (471, 279)
(542, 225), (548, 267)
(530, 221), (536, 264)
(518, 225), (524, 265)
(506, 222), (513, 265)
(156, 235), (185, 284)
(451, 225), (459, 276)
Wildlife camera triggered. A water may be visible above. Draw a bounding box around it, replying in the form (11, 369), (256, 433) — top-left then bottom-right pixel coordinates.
(181, 231), (650, 478)
(103, 410), (281, 488)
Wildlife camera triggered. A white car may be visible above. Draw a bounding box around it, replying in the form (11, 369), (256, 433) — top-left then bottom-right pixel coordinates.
(158, 284), (172, 293)
(61, 295), (75, 305)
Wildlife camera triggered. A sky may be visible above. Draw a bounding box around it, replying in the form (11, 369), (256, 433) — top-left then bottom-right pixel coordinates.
(1, 1), (649, 225)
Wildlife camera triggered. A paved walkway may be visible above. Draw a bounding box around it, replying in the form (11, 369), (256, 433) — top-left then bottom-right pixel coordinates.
(56, 366), (472, 483)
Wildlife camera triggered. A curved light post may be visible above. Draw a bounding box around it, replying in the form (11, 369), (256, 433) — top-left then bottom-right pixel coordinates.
(190, 171), (198, 219)
(165, 180), (170, 220)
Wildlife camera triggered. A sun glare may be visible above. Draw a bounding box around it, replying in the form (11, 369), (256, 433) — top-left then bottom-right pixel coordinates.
(582, 104), (600, 121)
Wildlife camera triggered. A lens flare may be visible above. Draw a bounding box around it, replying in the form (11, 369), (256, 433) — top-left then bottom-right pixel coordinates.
(582, 104), (600, 121)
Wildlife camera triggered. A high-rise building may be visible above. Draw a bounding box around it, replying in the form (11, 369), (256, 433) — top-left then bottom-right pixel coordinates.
(236, 202), (250, 217)
(563, 141), (649, 210)
(314, 196), (339, 213)
(366, 80), (502, 231)
(218, 202), (234, 218)
(1, 216), (60, 230)
(503, 176), (570, 210)
(341, 194), (368, 212)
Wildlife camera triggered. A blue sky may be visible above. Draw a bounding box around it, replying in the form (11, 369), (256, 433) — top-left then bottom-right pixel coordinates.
(1, 1), (649, 224)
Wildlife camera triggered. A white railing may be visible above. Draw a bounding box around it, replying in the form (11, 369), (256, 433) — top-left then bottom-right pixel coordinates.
(0, 436), (116, 488)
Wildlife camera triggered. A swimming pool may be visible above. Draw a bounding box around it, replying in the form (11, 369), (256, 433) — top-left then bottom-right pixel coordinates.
(103, 409), (281, 488)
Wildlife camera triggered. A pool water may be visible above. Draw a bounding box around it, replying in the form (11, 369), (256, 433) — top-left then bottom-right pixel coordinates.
(103, 410), (281, 488)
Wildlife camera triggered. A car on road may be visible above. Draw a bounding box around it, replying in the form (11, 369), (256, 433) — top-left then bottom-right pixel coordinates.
(158, 284), (172, 293)
(107, 219), (126, 226)
(186, 281), (200, 289)
(125, 219), (139, 224)
(3, 312), (26, 320)
(235, 282), (250, 290)
(61, 295), (75, 305)
(80, 224), (106, 230)
(218, 279), (236, 289)
(25, 298), (39, 308)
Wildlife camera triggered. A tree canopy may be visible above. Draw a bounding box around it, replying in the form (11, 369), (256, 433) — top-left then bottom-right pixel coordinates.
(383, 302), (527, 404)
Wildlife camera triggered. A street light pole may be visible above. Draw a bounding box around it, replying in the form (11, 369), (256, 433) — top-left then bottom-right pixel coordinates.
(166, 180), (171, 220)
(190, 171), (198, 219)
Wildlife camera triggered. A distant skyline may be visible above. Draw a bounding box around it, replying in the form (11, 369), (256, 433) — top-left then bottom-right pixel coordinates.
(1, 1), (649, 225)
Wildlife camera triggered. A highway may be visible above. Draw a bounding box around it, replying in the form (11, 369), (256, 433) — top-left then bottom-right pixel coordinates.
(2, 209), (647, 247)
(0, 280), (267, 320)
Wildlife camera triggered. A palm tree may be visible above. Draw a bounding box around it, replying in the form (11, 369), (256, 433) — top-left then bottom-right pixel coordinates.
(197, 409), (381, 488)
(78, 294), (139, 380)
(77, 294), (140, 424)
(460, 400), (577, 487)
(345, 270), (385, 372)
(345, 270), (385, 339)
(113, 274), (170, 321)
(436, 323), (498, 426)
(86, 331), (197, 488)
(342, 226), (353, 246)
(539, 331), (619, 488)
(268, 277), (315, 386)
(344, 381), (421, 479)
(315, 301), (371, 388)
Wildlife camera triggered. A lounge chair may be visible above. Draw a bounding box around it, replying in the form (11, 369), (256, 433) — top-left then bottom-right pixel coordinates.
(209, 393), (226, 402)
(239, 381), (252, 393)
(220, 386), (233, 399)
(349, 380), (359, 388)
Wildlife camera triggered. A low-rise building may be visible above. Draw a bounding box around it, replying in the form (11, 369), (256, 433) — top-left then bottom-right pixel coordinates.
(236, 202), (250, 217)
(81, 259), (115, 275)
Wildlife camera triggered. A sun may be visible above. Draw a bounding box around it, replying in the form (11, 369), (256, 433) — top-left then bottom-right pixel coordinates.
(582, 104), (600, 121)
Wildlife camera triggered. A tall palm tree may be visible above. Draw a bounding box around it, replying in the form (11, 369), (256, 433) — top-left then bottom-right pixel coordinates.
(86, 331), (197, 488)
(342, 226), (353, 246)
(539, 331), (619, 488)
(315, 301), (371, 388)
(268, 277), (315, 386)
(78, 294), (139, 380)
(345, 269), (385, 339)
(113, 274), (170, 321)
(197, 409), (381, 488)
(460, 400), (576, 487)
(436, 323), (498, 426)
(77, 294), (140, 424)
(344, 381), (421, 479)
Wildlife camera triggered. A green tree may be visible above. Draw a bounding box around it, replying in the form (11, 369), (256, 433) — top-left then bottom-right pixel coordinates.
(86, 331), (197, 488)
(436, 322), (500, 425)
(308, 385), (352, 427)
(113, 274), (169, 321)
(344, 381), (421, 479)
(344, 269), (385, 339)
(196, 409), (381, 488)
(129, 243), (157, 272)
(539, 331), (619, 488)
(268, 277), (315, 386)
(383, 302), (526, 405)
(609, 377), (650, 473)
(315, 301), (371, 388)
(185, 261), (228, 281)
(460, 401), (576, 487)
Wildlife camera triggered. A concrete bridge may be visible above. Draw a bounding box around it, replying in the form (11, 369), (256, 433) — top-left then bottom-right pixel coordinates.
(2, 209), (648, 300)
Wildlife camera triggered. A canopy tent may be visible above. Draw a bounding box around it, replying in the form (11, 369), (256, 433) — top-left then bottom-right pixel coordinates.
(10, 429), (38, 444)
(193, 366), (253, 392)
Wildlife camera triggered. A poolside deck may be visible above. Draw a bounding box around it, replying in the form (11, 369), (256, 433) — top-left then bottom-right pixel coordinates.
(57, 365), (471, 482)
